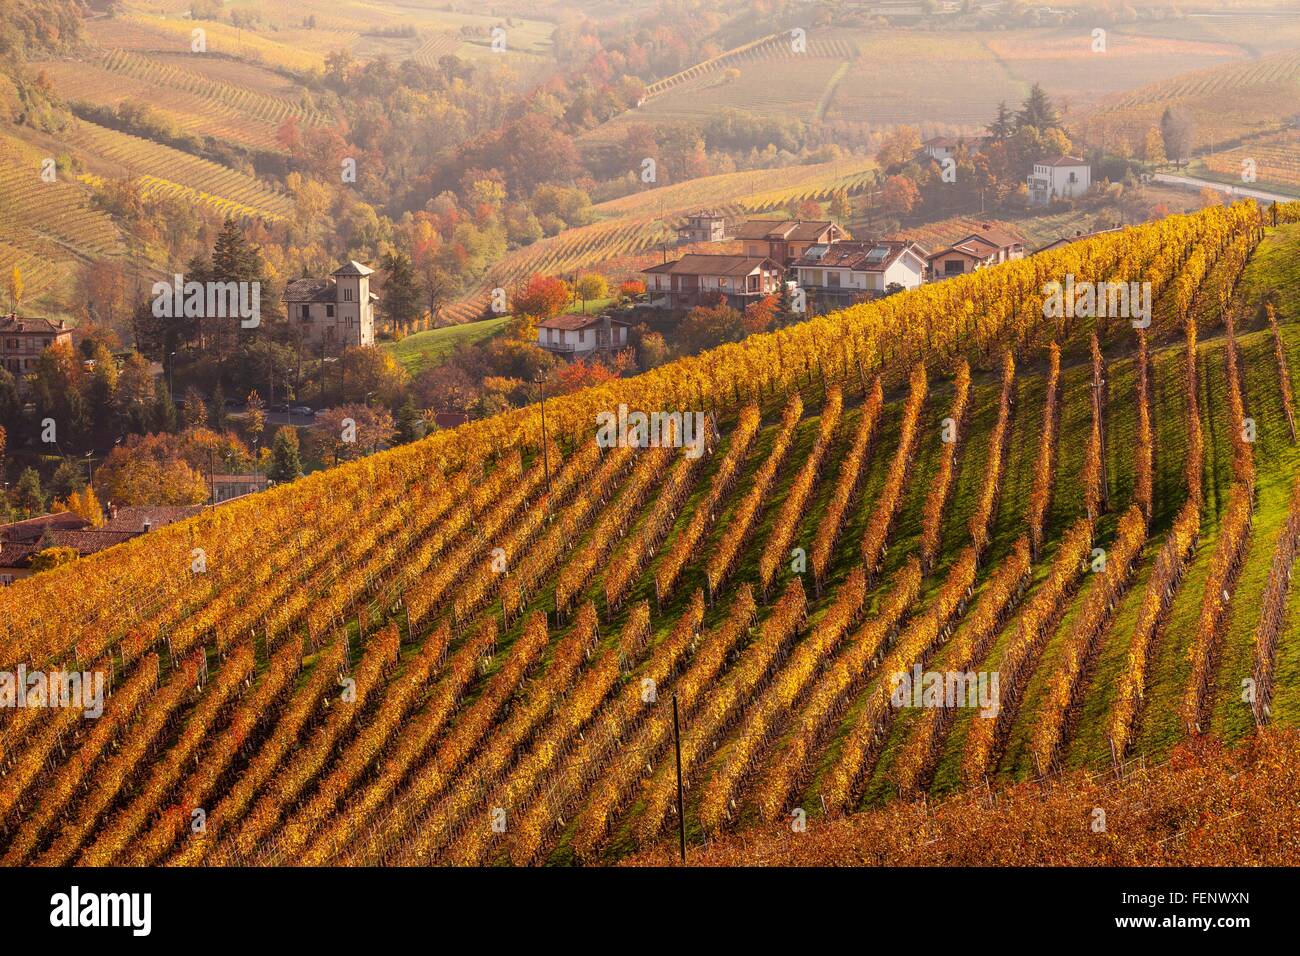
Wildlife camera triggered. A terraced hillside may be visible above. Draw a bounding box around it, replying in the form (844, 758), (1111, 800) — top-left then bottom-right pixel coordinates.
(1, 202), (1298, 867)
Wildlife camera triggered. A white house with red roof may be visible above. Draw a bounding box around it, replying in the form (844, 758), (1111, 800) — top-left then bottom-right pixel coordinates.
(793, 240), (929, 308)
(1027, 156), (1092, 205)
(536, 313), (630, 359)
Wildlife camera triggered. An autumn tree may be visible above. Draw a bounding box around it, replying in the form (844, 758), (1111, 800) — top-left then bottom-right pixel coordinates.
(743, 295), (779, 335)
(639, 331), (669, 369)
(513, 274), (570, 320)
(182, 386), (208, 429)
(8, 266), (22, 311)
(245, 389), (266, 450)
(94, 435), (211, 506)
(1143, 126), (1167, 164)
(679, 300), (745, 354)
(54, 486), (105, 527)
(880, 174), (921, 218)
(618, 279), (646, 300)
(338, 345), (408, 406)
(876, 126), (922, 170)
(310, 404), (398, 465)
(574, 273), (609, 310)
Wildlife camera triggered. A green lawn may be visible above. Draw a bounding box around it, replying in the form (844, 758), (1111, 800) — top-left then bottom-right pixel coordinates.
(381, 317), (510, 375)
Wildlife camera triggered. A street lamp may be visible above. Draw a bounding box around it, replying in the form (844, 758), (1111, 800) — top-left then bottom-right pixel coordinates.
(168, 350), (177, 403)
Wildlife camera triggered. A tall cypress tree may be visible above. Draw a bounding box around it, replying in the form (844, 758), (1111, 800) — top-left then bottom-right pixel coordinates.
(1016, 83), (1061, 133)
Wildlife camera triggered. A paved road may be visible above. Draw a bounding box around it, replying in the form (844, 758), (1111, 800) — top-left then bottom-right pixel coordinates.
(1152, 173), (1296, 206)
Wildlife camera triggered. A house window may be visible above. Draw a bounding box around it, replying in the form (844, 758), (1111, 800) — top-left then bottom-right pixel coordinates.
(343, 288), (354, 302)
(326, 304), (335, 318)
(300, 305), (310, 320)
(828, 272), (841, 288)
(944, 260), (965, 276)
(579, 330), (586, 344)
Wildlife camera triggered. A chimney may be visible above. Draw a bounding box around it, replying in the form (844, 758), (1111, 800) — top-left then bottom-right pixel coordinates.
(142, 518), (152, 533)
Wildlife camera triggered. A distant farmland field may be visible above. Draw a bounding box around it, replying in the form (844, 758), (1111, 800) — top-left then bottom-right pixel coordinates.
(586, 26), (1248, 148)
(1080, 50), (1300, 154)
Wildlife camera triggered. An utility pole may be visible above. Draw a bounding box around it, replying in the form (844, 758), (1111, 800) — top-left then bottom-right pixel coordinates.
(673, 694), (686, 866)
(536, 373), (551, 494)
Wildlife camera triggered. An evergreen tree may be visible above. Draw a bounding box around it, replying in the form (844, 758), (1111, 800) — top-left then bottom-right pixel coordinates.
(380, 250), (422, 334)
(50, 458), (86, 500)
(210, 382), (227, 431)
(0, 366), (22, 439)
(396, 396), (425, 444)
(986, 101), (1014, 140)
(210, 217), (266, 284)
(777, 280), (795, 327)
(267, 426), (302, 483)
(15, 467), (45, 517)
(152, 389), (178, 433)
(1016, 83), (1061, 133)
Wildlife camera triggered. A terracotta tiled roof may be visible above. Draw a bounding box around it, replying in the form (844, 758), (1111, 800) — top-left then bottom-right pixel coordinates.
(0, 512), (87, 543)
(644, 254), (777, 277)
(0, 315), (71, 336)
(537, 313), (630, 331)
(332, 260), (375, 277)
(103, 505), (205, 533)
(793, 240), (928, 272)
(1038, 155), (1088, 168)
(733, 220), (835, 242)
(282, 277), (337, 303)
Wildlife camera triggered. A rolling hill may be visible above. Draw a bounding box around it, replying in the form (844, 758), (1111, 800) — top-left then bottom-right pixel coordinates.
(1, 200), (1298, 866)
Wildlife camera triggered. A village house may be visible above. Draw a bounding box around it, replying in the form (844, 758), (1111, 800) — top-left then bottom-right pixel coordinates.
(0, 505), (203, 585)
(282, 260), (377, 349)
(536, 313), (630, 359)
(1027, 156), (1092, 205)
(677, 209), (728, 243)
(919, 135), (988, 164)
(926, 224), (1025, 280)
(793, 240), (929, 309)
(642, 254), (783, 310)
(734, 220), (845, 268)
(0, 314), (73, 378)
